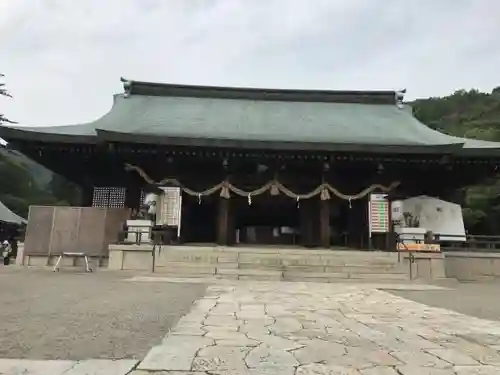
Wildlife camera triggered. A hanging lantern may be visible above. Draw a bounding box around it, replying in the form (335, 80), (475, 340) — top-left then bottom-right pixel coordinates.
(198, 193), (202, 205)
(348, 197), (352, 208)
(248, 193), (252, 206)
(296, 196), (300, 208)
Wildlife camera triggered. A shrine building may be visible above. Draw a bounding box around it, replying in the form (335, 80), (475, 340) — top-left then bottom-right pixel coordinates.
(1, 78), (500, 249)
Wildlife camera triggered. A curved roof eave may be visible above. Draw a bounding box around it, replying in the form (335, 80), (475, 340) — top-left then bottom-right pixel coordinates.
(96, 129), (466, 154)
(0, 94), (124, 144)
(0, 124), (97, 143)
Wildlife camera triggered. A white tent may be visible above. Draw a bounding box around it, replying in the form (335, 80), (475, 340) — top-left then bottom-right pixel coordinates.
(0, 200), (26, 225)
(400, 195), (466, 242)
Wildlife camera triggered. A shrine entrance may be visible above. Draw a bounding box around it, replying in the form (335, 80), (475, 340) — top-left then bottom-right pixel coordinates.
(181, 195), (218, 244)
(234, 195), (300, 245)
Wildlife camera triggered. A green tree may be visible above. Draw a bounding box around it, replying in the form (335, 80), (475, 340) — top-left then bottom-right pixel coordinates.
(48, 174), (82, 206)
(412, 87), (500, 233)
(0, 153), (57, 217)
(0, 73), (15, 124)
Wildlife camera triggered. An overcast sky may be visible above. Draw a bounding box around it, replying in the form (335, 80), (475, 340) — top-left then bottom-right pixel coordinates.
(1, 0), (500, 126)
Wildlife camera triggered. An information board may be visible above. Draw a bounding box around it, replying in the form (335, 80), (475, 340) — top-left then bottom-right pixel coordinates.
(368, 193), (390, 236)
(158, 187), (182, 227)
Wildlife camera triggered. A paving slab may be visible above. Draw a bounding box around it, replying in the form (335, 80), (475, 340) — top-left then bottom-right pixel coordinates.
(64, 359), (138, 374)
(0, 359), (75, 375)
(139, 336), (214, 371)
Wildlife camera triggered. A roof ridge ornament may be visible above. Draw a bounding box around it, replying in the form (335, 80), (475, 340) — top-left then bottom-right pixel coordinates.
(121, 77), (132, 98)
(395, 88), (406, 109)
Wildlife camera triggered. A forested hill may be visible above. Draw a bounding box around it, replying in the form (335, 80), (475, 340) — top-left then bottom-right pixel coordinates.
(411, 87), (500, 234)
(0, 145), (81, 219)
(412, 87), (500, 140)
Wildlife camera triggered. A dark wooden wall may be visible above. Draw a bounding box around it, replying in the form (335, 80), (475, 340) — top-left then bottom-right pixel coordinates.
(9, 140), (500, 249)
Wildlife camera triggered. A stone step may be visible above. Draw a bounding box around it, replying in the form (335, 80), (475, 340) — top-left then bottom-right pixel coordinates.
(283, 272), (410, 283)
(237, 263), (405, 273)
(326, 265), (407, 274)
(346, 272), (409, 280)
(153, 269), (214, 278)
(153, 250), (409, 282)
(238, 253), (398, 264)
(282, 271), (348, 282)
(158, 261), (405, 274)
(158, 250), (401, 268)
(154, 263), (216, 276)
(216, 268), (283, 281)
(154, 266), (409, 281)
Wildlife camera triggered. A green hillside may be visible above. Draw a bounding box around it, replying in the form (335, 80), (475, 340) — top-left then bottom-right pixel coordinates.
(0, 146), (53, 188)
(0, 145), (81, 218)
(412, 87), (500, 233)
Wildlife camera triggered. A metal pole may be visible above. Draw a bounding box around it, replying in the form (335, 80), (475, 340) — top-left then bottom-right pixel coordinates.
(152, 244), (156, 273)
(408, 251), (415, 280)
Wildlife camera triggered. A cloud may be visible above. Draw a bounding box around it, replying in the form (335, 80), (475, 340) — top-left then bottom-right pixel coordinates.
(0, 0), (499, 126)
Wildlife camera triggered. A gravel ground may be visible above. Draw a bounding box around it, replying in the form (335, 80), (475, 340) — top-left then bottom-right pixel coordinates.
(389, 282), (500, 321)
(0, 268), (206, 360)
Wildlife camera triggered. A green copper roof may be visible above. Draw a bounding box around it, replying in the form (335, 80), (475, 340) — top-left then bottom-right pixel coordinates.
(1, 78), (500, 154)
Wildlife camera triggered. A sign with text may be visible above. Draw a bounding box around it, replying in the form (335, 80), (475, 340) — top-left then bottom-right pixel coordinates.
(368, 193), (389, 235)
(397, 243), (441, 252)
(158, 187), (182, 226)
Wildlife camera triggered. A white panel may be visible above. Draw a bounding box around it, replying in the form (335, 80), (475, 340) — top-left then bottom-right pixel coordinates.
(401, 195), (466, 242)
(158, 187), (181, 226)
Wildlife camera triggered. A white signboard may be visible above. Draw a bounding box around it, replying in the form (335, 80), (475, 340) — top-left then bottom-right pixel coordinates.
(158, 187), (182, 227)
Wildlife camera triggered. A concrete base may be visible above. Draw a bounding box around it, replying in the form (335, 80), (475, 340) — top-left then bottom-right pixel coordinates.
(126, 219), (153, 243)
(109, 244), (153, 271)
(401, 252), (447, 281)
(20, 254), (108, 268)
(444, 252), (500, 281)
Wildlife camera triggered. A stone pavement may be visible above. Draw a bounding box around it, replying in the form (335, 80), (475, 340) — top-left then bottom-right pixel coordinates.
(131, 280), (500, 375)
(3, 277), (500, 374)
(0, 358), (138, 374)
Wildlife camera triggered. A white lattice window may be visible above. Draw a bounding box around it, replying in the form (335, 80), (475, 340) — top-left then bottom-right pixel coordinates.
(92, 187), (126, 208)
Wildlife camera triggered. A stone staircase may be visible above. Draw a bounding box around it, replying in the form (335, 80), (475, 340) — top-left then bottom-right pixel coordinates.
(153, 246), (410, 282)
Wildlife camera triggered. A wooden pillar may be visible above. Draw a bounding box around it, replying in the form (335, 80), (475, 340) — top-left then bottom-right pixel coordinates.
(300, 200), (319, 247)
(319, 199), (330, 248)
(299, 201), (309, 247)
(347, 200), (358, 248)
(217, 198), (230, 245)
(227, 199), (236, 245)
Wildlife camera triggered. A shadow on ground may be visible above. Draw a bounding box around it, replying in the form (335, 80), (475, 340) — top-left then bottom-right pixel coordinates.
(389, 282), (500, 321)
